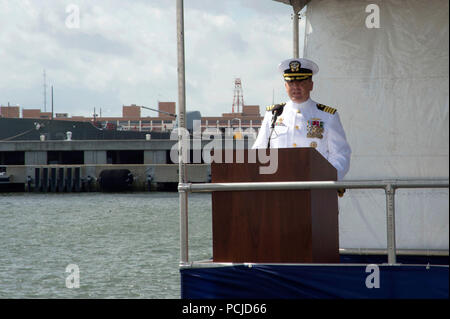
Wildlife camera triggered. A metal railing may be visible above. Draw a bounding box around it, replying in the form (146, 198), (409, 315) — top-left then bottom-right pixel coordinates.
(178, 179), (449, 265)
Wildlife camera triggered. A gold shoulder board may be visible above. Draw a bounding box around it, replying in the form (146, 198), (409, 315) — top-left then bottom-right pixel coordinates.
(316, 103), (337, 115)
(266, 103), (286, 112)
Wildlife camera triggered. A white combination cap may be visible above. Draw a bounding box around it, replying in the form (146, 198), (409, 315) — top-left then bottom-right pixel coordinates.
(278, 58), (319, 81)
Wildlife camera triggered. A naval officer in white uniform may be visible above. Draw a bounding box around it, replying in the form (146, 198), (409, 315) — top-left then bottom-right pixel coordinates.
(252, 58), (351, 180)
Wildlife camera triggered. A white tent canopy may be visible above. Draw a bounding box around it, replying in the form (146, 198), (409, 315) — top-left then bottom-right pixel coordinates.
(273, 0), (310, 13)
(301, 0), (449, 250)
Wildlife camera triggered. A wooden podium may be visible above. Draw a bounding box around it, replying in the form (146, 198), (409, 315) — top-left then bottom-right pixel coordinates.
(211, 148), (339, 263)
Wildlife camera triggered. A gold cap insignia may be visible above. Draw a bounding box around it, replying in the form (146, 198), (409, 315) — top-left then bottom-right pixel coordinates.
(289, 61), (301, 72)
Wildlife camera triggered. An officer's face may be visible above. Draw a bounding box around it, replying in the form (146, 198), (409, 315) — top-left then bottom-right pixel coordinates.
(285, 78), (313, 103)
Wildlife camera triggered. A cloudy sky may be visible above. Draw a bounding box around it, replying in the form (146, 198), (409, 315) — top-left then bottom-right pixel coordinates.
(0, 0), (306, 118)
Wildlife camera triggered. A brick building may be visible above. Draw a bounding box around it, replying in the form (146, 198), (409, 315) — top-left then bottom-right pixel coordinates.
(122, 105), (141, 118)
(0, 105), (20, 118)
(202, 104), (262, 132)
(0, 101), (263, 133)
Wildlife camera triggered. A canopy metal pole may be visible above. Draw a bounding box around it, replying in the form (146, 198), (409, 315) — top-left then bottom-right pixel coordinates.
(293, 10), (299, 58)
(177, 0), (188, 265)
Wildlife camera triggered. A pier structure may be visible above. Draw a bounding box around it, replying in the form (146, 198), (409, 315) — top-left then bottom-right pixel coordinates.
(0, 136), (255, 192)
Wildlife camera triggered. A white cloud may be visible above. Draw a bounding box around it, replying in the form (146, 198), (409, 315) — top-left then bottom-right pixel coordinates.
(0, 0), (302, 117)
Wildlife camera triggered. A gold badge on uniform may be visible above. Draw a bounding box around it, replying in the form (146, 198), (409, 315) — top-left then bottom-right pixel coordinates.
(307, 118), (324, 139)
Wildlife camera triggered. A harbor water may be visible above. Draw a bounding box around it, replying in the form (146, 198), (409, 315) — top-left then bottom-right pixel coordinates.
(0, 192), (212, 298)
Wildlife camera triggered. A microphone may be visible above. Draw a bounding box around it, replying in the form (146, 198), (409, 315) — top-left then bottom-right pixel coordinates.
(267, 103), (286, 149)
(270, 104), (284, 128)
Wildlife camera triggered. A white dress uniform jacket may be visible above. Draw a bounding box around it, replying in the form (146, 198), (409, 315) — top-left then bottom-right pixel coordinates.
(252, 98), (351, 180)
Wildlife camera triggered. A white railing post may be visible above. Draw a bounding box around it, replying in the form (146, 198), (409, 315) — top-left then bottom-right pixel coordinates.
(179, 187), (189, 265)
(385, 182), (397, 264)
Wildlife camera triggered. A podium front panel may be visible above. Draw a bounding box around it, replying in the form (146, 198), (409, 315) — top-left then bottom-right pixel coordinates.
(211, 148), (339, 263)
